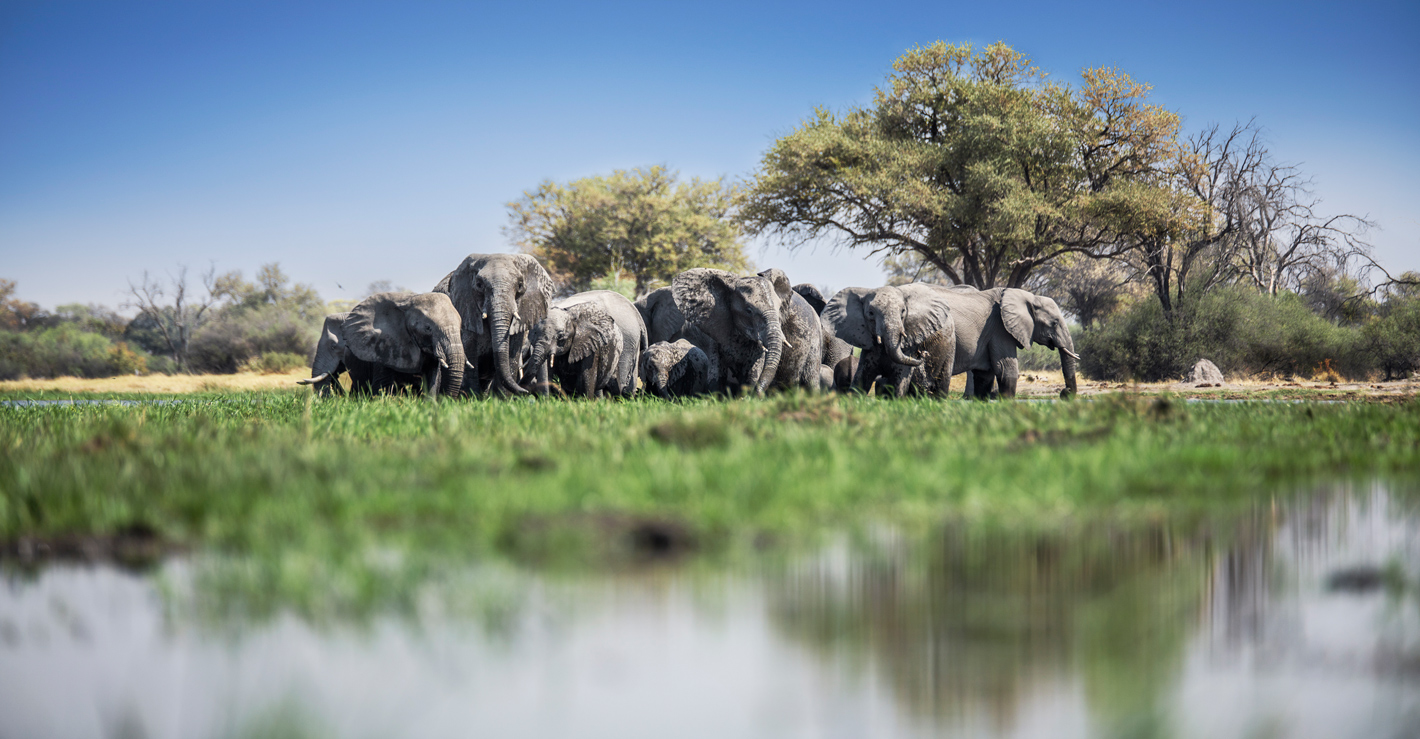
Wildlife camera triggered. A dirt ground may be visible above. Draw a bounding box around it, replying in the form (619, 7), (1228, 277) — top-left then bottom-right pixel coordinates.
(1, 368), (1415, 400)
(1013, 370), (1419, 401)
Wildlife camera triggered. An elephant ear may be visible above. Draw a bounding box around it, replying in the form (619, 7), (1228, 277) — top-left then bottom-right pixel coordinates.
(903, 293), (953, 347)
(564, 303), (617, 363)
(757, 268), (793, 309)
(822, 287), (875, 349)
(792, 283), (827, 314)
(1000, 288), (1035, 348)
(344, 293), (424, 373)
(438, 259), (485, 335)
(672, 268), (735, 331)
(678, 342), (709, 384)
(514, 254), (553, 336)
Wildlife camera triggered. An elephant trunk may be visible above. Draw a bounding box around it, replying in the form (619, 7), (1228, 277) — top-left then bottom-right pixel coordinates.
(490, 285), (528, 395)
(753, 317), (785, 395)
(1058, 331), (1079, 397)
(876, 311), (922, 367)
(440, 335), (466, 398)
(526, 329), (555, 392)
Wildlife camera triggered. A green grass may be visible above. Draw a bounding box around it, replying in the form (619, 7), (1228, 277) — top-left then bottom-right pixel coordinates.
(3, 391), (1418, 555)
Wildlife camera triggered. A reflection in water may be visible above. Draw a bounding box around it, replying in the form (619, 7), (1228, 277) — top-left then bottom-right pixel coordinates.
(0, 486), (1416, 739)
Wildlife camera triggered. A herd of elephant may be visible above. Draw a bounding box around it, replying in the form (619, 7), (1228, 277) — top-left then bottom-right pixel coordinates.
(298, 253), (1080, 401)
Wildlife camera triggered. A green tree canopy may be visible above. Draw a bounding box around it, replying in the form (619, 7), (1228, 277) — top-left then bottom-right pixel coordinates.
(506, 165), (750, 296)
(739, 42), (1191, 289)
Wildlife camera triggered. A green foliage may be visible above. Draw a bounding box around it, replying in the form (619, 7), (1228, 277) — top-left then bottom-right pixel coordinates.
(184, 264), (324, 374)
(1364, 293), (1420, 380)
(189, 303), (319, 373)
(2, 394), (1417, 565)
(0, 323), (150, 380)
(1080, 287), (1364, 381)
(740, 41), (1188, 289)
(241, 351), (307, 374)
(507, 165), (750, 296)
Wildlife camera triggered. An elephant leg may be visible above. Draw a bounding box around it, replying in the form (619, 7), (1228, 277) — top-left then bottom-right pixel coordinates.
(969, 369), (994, 400)
(578, 358), (600, 399)
(854, 347), (882, 395)
(995, 357), (1020, 399)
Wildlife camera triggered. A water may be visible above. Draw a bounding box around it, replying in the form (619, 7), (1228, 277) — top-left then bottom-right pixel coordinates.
(1, 486), (1416, 739)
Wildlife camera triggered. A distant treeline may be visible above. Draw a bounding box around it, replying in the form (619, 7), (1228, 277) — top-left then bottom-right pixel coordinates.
(0, 265), (334, 380)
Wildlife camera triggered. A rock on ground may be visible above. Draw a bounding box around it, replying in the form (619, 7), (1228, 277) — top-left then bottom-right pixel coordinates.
(1188, 359), (1225, 385)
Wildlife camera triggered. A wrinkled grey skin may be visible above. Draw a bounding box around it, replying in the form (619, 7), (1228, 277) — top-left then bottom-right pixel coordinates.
(823, 284), (956, 398)
(297, 313), (350, 397)
(636, 286), (721, 389)
(758, 269), (824, 392)
(639, 339), (712, 399)
(434, 253), (553, 396)
(672, 269), (786, 396)
(527, 290), (647, 398)
(339, 292), (466, 399)
(919, 285), (1079, 399)
(525, 302), (620, 398)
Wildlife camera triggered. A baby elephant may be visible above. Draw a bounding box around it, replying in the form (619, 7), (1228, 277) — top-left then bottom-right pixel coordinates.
(639, 339), (712, 399)
(526, 302), (622, 398)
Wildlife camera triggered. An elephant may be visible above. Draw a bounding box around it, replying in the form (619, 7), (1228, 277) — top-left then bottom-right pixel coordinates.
(934, 286), (1078, 399)
(789, 284), (855, 390)
(636, 285), (721, 389)
(672, 268), (788, 396)
(297, 312), (350, 397)
(527, 290), (648, 398)
(434, 253), (553, 396)
(823, 284), (955, 397)
(639, 339), (712, 399)
(757, 268), (824, 392)
(865, 285), (1077, 399)
(338, 291), (466, 399)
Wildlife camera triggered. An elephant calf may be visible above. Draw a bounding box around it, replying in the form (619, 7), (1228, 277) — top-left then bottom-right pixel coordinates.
(639, 339), (712, 399)
(527, 300), (624, 398)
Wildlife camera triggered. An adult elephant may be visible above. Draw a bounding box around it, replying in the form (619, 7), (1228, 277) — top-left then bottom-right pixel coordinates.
(435, 253), (553, 396)
(672, 268), (788, 396)
(527, 290), (647, 398)
(339, 292), (466, 399)
(926, 285), (1078, 399)
(297, 312), (350, 397)
(758, 269), (824, 392)
(823, 284), (955, 397)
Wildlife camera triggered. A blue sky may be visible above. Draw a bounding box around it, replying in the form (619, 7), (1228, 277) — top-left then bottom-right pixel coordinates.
(2, 0), (1416, 309)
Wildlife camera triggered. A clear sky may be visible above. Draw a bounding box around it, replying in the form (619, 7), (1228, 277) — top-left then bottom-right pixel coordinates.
(2, 0), (1416, 310)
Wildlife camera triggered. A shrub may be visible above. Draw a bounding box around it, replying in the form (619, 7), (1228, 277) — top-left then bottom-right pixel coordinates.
(240, 352), (306, 374)
(1080, 287), (1364, 382)
(188, 304), (319, 374)
(0, 325), (154, 379)
(1363, 295), (1420, 380)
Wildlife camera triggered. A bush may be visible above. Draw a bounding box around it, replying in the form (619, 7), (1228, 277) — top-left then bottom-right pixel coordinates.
(188, 304), (319, 374)
(0, 325), (154, 380)
(1364, 295), (1420, 380)
(1079, 287), (1364, 382)
(240, 352), (306, 374)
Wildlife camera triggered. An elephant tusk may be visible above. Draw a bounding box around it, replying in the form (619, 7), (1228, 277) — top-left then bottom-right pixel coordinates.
(297, 373), (329, 385)
(482, 312), (488, 320)
(1061, 347), (1080, 360)
(439, 357), (449, 369)
(467, 360), (476, 370)
(782, 338), (793, 350)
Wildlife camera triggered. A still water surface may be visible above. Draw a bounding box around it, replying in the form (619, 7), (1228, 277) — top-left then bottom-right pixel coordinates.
(1, 486), (1416, 739)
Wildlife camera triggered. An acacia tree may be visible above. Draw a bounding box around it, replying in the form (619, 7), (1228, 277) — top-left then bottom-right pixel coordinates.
(506, 166), (750, 296)
(739, 42), (1187, 289)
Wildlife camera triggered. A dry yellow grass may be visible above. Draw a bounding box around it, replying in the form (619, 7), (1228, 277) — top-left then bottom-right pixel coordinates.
(0, 369), (310, 394)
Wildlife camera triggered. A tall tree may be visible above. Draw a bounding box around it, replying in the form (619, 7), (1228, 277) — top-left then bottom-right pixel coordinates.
(739, 42), (1186, 289)
(506, 166), (750, 296)
(126, 265), (223, 371)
